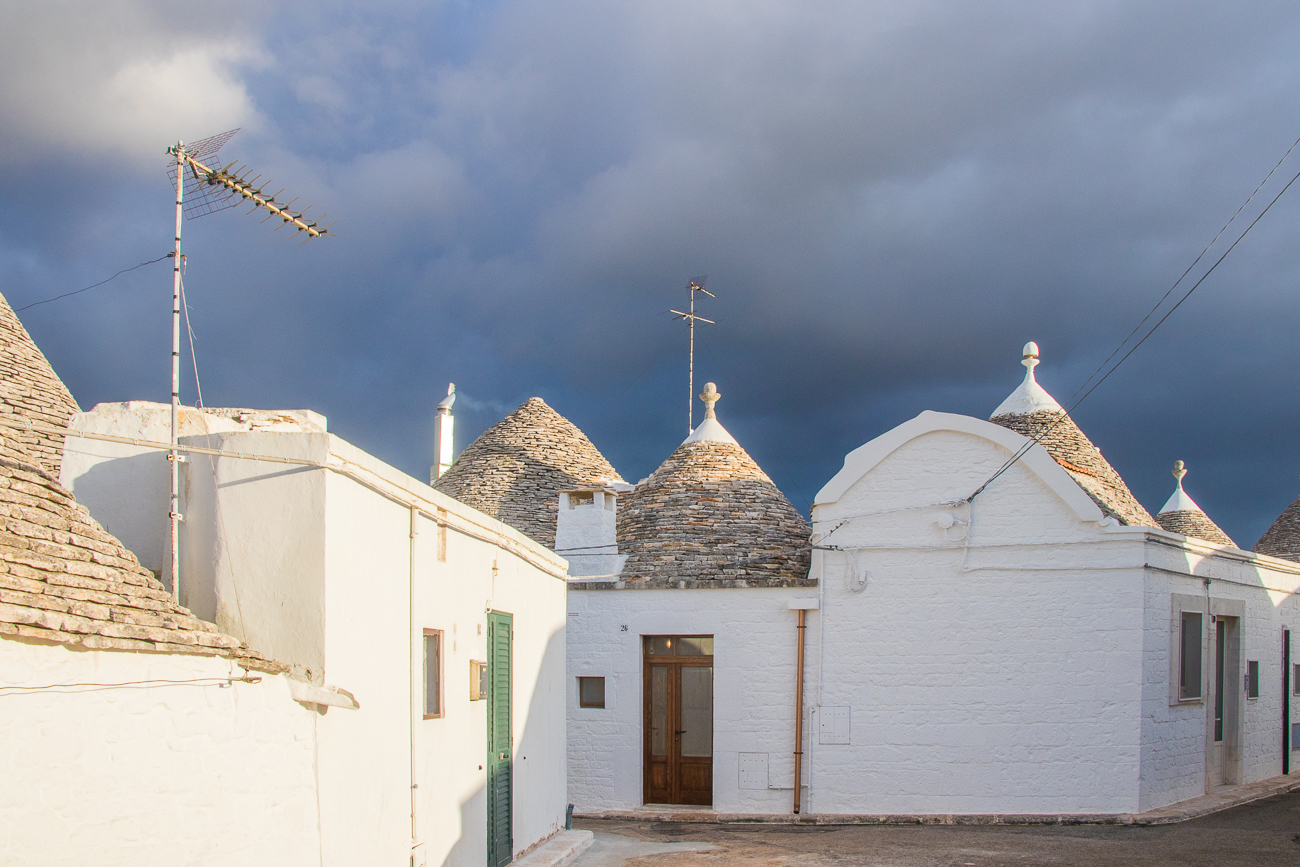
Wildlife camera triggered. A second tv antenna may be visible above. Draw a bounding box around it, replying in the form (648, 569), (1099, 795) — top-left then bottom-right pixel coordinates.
(670, 276), (714, 433)
(162, 129), (333, 603)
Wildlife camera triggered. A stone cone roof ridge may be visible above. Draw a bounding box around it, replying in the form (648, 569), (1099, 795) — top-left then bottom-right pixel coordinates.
(1155, 462), (1234, 547)
(0, 290), (80, 478)
(989, 344), (1156, 528)
(616, 431), (811, 586)
(432, 397), (623, 548)
(1253, 495), (1300, 563)
(0, 430), (283, 671)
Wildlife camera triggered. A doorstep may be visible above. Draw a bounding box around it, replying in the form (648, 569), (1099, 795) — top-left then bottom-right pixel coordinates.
(576, 774), (1300, 828)
(513, 830), (595, 867)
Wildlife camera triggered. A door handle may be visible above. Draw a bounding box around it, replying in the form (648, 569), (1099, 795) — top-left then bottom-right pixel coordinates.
(675, 730), (686, 735)
(499, 752), (507, 760)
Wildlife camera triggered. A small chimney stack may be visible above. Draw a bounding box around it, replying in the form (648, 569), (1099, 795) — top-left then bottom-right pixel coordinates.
(431, 383), (455, 482)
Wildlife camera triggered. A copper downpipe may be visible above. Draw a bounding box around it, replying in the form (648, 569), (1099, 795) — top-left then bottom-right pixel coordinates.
(793, 608), (807, 814)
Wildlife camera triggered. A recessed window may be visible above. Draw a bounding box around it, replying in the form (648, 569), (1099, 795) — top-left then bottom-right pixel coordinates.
(1294, 663), (1300, 696)
(1247, 660), (1260, 699)
(424, 629), (443, 719)
(1179, 612), (1202, 700)
(578, 676), (606, 708)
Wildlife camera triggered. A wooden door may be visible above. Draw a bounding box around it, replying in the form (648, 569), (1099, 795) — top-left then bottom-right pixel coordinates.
(487, 612), (513, 866)
(643, 636), (713, 805)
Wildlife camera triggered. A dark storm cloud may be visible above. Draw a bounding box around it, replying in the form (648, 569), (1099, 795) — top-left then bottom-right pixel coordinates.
(4, 1), (1300, 545)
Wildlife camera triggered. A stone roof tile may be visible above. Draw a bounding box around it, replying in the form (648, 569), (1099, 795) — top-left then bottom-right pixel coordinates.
(0, 417), (283, 672)
(0, 291), (80, 477)
(616, 435), (811, 587)
(432, 397), (623, 548)
(1253, 495), (1300, 563)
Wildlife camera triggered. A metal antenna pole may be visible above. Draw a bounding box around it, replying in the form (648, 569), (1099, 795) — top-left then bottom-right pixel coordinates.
(670, 277), (715, 434)
(160, 128), (332, 602)
(168, 142), (184, 602)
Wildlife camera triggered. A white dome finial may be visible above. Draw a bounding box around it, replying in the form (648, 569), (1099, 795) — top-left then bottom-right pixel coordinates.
(990, 340), (1062, 418)
(1022, 341), (1040, 373)
(1159, 459), (1200, 514)
(700, 382), (720, 420)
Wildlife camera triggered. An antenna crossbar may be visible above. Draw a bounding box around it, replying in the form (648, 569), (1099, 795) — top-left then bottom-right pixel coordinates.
(179, 154), (332, 239)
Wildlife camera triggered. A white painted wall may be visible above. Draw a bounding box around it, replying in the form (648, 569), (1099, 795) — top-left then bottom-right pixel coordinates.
(61, 406), (570, 866)
(566, 586), (821, 814)
(812, 420), (1145, 814)
(0, 641), (318, 867)
(1138, 539), (1300, 810)
(809, 411), (1300, 816)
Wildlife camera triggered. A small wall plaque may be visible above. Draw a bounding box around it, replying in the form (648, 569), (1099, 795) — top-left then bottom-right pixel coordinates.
(470, 660), (487, 700)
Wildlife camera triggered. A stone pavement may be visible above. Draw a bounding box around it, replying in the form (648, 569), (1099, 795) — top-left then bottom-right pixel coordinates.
(570, 784), (1300, 866)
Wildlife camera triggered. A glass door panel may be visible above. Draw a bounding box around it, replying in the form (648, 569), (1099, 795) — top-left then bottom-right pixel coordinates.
(679, 666), (713, 757)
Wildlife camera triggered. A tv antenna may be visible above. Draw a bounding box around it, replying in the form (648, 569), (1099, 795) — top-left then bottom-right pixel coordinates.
(163, 129), (333, 602)
(670, 276), (714, 433)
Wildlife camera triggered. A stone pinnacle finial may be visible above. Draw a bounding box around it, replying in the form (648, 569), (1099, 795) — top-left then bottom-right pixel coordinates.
(1022, 341), (1040, 374)
(700, 382), (720, 420)
(1173, 460), (1187, 486)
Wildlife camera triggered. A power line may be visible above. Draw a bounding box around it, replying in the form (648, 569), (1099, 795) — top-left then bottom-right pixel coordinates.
(968, 138), (1300, 504)
(14, 253), (172, 312)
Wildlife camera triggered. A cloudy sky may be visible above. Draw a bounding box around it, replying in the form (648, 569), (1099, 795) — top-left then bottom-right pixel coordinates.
(4, 1), (1300, 545)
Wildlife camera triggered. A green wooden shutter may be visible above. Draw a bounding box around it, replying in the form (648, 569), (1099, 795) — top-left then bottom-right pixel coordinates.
(486, 612), (513, 867)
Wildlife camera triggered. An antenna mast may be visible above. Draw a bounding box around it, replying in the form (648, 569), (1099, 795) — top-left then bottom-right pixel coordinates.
(670, 276), (715, 433)
(163, 130), (332, 603)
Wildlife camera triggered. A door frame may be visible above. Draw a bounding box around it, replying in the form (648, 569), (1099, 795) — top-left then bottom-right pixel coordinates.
(1206, 611), (1242, 790)
(642, 635), (714, 806)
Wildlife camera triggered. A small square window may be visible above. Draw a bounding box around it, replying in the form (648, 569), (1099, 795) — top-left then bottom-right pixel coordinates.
(578, 676), (606, 708)
(423, 629), (443, 719)
(1246, 660), (1260, 699)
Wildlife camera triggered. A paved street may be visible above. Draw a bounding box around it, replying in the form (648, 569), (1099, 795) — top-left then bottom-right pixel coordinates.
(572, 792), (1300, 867)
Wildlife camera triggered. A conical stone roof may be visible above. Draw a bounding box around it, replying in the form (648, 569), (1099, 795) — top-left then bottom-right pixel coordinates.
(0, 291), (80, 478)
(432, 397), (623, 548)
(616, 384), (811, 587)
(990, 343), (1157, 528)
(1155, 461), (1234, 547)
(1253, 495), (1300, 562)
(0, 428), (281, 670)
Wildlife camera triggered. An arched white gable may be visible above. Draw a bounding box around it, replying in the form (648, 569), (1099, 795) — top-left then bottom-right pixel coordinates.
(814, 410), (1105, 523)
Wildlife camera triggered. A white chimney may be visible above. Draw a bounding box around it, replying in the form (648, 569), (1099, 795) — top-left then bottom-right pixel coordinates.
(556, 482), (631, 578)
(431, 383), (455, 482)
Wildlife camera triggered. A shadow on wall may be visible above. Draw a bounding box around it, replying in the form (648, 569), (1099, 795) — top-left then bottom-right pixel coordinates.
(441, 620), (567, 867)
(72, 450), (169, 577)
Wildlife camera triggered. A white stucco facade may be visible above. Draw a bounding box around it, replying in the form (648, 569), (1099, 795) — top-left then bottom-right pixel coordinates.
(809, 411), (1300, 816)
(0, 643), (319, 867)
(566, 584), (821, 814)
(566, 409), (1300, 819)
(60, 402), (570, 866)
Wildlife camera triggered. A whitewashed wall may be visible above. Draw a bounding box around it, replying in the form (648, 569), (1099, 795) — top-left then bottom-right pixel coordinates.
(58, 408), (569, 866)
(810, 410), (1300, 816)
(0, 642), (318, 867)
(811, 413), (1147, 815)
(1138, 539), (1300, 810)
(566, 586), (821, 814)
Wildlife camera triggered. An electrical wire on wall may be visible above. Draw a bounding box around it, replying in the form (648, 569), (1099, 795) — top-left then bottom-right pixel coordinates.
(967, 132), (1300, 505)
